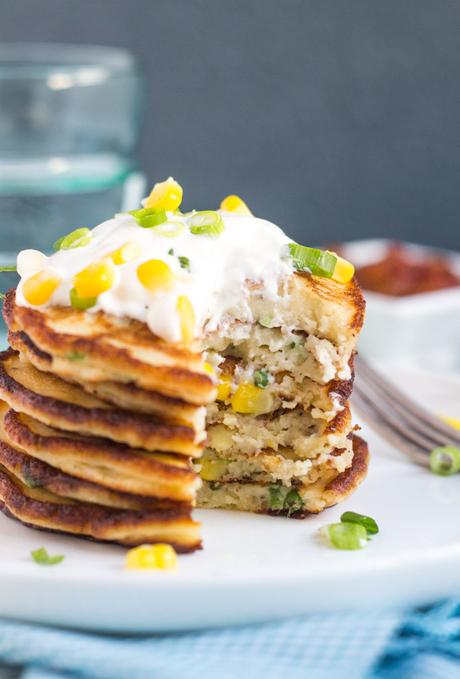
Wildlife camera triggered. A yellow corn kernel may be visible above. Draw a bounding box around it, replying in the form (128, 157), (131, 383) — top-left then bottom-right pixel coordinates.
(109, 241), (142, 265)
(231, 383), (273, 415)
(332, 256), (355, 284)
(73, 259), (116, 298)
(200, 457), (228, 482)
(220, 194), (252, 215)
(441, 415), (460, 431)
(125, 544), (177, 571)
(22, 270), (61, 306)
(145, 177), (183, 212)
(176, 295), (195, 343)
(203, 362), (215, 376)
(216, 374), (232, 401)
(137, 259), (175, 293)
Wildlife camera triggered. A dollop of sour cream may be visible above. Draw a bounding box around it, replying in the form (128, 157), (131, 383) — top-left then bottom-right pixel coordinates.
(15, 209), (295, 343)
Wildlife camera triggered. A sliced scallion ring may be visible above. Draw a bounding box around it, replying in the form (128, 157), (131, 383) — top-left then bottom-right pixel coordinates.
(189, 211), (224, 237)
(130, 207), (167, 229)
(287, 243), (337, 278)
(340, 511), (379, 535)
(254, 369), (269, 389)
(151, 221), (185, 238)
(70, 287), (97, 311)
(430, 446), (460, 476)
(322, 522), (368, 550)
(53, 228), (92, 251)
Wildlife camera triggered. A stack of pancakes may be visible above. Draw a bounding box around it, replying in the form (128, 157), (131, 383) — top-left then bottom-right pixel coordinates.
(0, 290), (215, 552)
(198, 272), (369, 516)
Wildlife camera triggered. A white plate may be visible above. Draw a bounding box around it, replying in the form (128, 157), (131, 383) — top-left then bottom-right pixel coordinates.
(0, 365), (459, 632)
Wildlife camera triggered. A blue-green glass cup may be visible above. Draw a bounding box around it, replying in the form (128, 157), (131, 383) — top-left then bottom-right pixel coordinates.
(0, 43), (145, 254)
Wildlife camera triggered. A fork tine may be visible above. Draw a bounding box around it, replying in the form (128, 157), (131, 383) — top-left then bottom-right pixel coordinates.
(355, 368), (457, 449)
(355, 355), (460, 446)
(353, 384), (436, 454)
(352, 391), (430, 467)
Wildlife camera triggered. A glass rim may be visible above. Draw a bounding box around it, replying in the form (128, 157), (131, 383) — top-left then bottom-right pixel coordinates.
(0, 42), (141, 80)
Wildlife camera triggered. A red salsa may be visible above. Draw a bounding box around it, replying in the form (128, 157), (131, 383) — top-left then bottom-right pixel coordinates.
(355, 243), (460, 297)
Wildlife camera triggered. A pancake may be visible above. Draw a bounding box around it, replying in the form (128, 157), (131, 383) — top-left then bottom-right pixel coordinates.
(0, 466), (201, 551)
(4, 290), (216, 405)
(0, 405), (198, 502)
(9, 330), (206, 428)
(0, 439), (186, 511)
(0, 350), (203, 456)
(197, 434), (368, 516)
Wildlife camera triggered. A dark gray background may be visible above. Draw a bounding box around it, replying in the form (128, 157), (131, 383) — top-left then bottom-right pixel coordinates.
(1, 0), (460, 249)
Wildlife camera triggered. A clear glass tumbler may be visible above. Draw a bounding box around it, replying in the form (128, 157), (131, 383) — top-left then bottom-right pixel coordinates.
(0, 43), (145, 256)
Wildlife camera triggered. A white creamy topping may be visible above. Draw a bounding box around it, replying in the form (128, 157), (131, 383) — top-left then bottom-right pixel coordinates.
(16, 210), (294, 342)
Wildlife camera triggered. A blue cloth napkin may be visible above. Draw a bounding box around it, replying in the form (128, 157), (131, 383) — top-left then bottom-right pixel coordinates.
(1, 600), (460, 679)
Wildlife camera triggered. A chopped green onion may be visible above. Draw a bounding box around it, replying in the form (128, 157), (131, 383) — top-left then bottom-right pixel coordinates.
(168, 248), (175, 256)
(322, 523), (368, 550)
(287, 243), (337, 278)
(31, 547), (64, 566)
(70, 287), (97, 311)
(259, 314), (274, 328)
(23, 472), (41, 489)
(430, 446), (460, 476)
(0, 292), (5, 300)
(152, 221), (185, 238)
(0, 266), (17, 272)
(254, 369), (269, 388)
(66, 350), (86, 362)
(129, 207), (167, 229)
(189, 211), (224, 237)
(53, 228), (92, 251)
(284, 489), (304, 516)
(178, 256), (191, 271)
(340, 511), (379, 535)
(268, 484), (285, 511)
(269, 485), (304, 515)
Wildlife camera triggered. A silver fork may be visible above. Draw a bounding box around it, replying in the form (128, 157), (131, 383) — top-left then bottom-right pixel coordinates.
(352, 354), (460, 467)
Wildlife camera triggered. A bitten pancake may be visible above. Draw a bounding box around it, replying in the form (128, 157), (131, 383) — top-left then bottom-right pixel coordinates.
(0, 350), (204, 456)
(9, 330), (205, 428)
(197, 434), (369, 516)
(4, 291), (216, 405)
(0, 405), (199, 502)
(0, 439), (187, 511)
(0, 466), (201, 551)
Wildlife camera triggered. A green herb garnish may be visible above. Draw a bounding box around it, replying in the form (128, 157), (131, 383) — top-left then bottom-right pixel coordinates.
(0, 266), (17, 272)
(178, 256), (191, 271)
(259, 314), (274, 328)
(22, 472), (41, 489)
(268, 485), (285, 511)
(0, 292), (5, 300)
(189, 211), (224, 237)
(269, 485), (304, 514)
(168, 248), (175, 256)
(70, 288), (97, 311)
(287, 243), (337, 278)
(284, 489), (304, 516)
(66, 350), (86, 361)
(130, 207), (168, 229)
(31, 547), (64, 566)
(340, 511), (379, 535)
(322, 523), (368, 550)
(254, 369), (269, 388)
(53, 227), (92, 251)
(430, 446), (460, 476)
